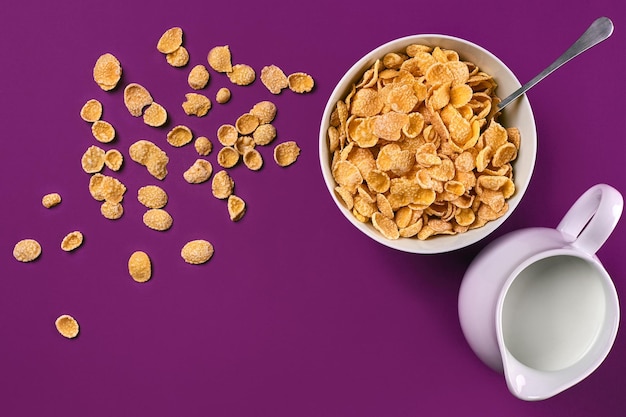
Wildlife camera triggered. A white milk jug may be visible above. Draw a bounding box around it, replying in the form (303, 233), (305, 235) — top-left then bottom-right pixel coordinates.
(458, 184), (623, 400)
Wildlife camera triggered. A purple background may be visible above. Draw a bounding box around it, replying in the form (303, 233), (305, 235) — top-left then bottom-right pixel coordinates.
(2, 0), (625, 415)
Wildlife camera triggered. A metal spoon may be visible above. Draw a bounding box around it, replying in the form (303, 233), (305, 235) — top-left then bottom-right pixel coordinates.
(498, 17), (614, 111)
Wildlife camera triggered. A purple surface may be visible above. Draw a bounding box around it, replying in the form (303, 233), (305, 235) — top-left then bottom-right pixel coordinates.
(2, 0), (625, 415)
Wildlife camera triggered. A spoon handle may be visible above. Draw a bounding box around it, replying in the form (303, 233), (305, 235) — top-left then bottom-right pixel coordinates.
(498, 17), (614, 110)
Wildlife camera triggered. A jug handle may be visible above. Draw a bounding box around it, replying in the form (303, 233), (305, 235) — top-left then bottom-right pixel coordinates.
(556, 184), (623, 255)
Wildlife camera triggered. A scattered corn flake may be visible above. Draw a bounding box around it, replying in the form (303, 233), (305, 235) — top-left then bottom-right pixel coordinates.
(137, 185), (168, 208)
(250, 101), (277, 124)
(61, 231), (84, 252)
(81, 145), (106, 174)
(194, 136), (213, 156)
(215, 87), (231, 104)
(188, 64), (210, 89)
(88, 173), (127, 203)
(227, 64), (255, 86)
(100, 201), (124, 220)
(243, 149), (263, 171)
(129, 140), (169, 180)
(166, 125), (193, 147)
(166, 46), (189, 67)
(182, 93), (211, 117)
(227, 195), (246, 222)
(287, 72), (314, 93)
(157, 27), (183, 54)
(55, 315), (79, 339)
(128, 251), (152, 283)
(181, 239), (214, 264)
(217, 124), (238, 146)
(91, 120), (116, 143)
(207, 45), (232, 73)
(260, 65), (288, 94)
(104, 149), (123, 171)
(234, 135), (255, 155)
(217, 146), (240, 168)
(142, 208), (173, 231)
(235, 113), (259, 135)
(124, 83), (153, 117)
(274, 141), (301, 167)
(42, 192), (62, 208)
(211, 170), (234, 199)
(80, 99), (102, 122)
(252, 124), (276, 146)
(143, 102), (168, 127)
(13, 239), (41, 262)
(183, 159), (213, 184)
(93, 53), (122, 91)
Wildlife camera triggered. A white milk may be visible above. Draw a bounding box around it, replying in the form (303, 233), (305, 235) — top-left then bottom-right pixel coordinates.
(501, 255), (606, 371)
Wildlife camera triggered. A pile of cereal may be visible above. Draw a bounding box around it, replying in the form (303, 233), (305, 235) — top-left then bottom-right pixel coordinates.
(326, 44), (519, 240)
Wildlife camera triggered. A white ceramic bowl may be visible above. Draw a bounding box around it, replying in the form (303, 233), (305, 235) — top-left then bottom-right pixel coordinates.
(319, 34), (537, 254)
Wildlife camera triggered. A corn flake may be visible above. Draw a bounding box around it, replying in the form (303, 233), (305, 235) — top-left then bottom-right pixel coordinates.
(166, 125), (193, 147)
(143, 102), (168, 127)
(372, 212), (400, 240)
(261, 65), (288, 94)
(188, 64), (210, 89)
(181, 239), (214, 264)
(182, 93), (211, 117)
(212, 170), (234, 199)
(80, 99), (102, 122)
(100, 201), (124, 220)
(227, 195), (246, 222)
(183, 159), (213, 184)
(207, 45), (232, 73)
(243, 149), (263, 171)
(81, 145), (106, 173)
(128, 251), (152, 283)
(129, 140), (169, 180)
(235, 113), (259, 135)
(217, 124), (239, 146)
(194, 136), (213, 156)
(124, 83), (153, 117)
(137, 185), (168, 209)
(217, 146), (240, 168)
(252, 124), (276, 146)
(61, 231), (84, 252)
(55, 315), (79, 339)
(93, 53), (122, 91)
(13, 239), (41, 262)
(250, 101), (277, 124)
(143, 208), (173, 231)
(88, 173), (126, 203)
(42, 192), (62, 208)
(157, 27), (183, 54)
(274, 141), (301, 167)
(287, 72), (314, 93)
(235, 135), (255, 155)
(91, 120), (116, 143)
(166, 46), (189, 67)
(228, 64), (256, 86)
(215, 87), (231, 104)
(103, 149), (123, 171)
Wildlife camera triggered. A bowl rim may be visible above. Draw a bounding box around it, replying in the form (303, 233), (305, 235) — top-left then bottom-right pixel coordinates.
(318, 33), (537, 254)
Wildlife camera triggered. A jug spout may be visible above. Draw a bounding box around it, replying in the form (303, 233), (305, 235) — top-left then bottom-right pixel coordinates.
(500, 349), (579, 401)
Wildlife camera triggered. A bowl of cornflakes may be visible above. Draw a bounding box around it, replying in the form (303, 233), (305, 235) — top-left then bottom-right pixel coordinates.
(319, 34), (537, 253)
